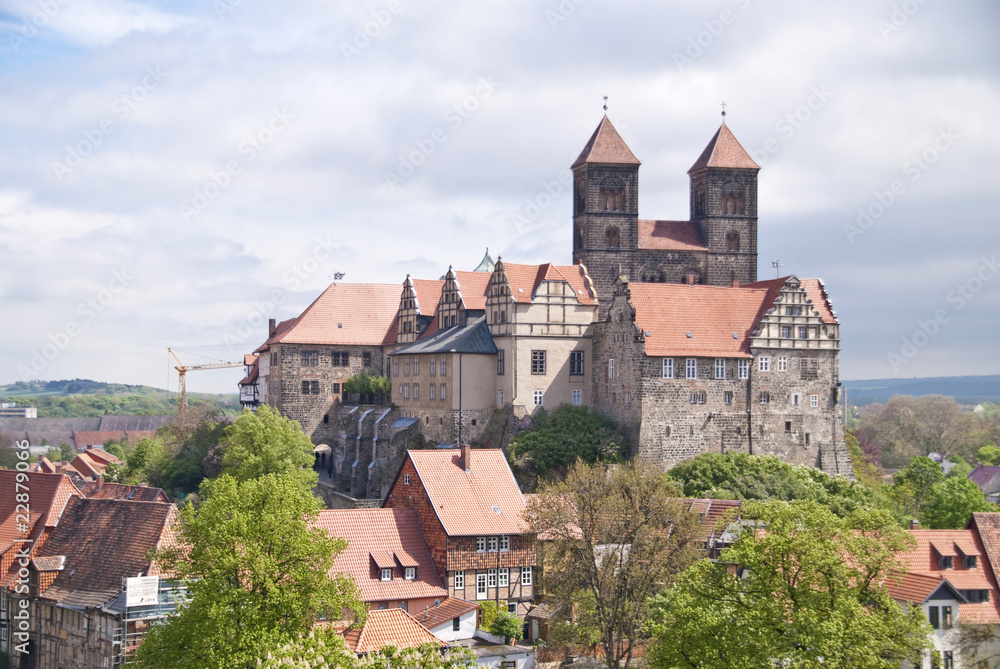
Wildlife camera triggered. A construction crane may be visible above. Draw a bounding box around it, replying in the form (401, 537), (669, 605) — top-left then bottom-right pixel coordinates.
(168, 348), (243, 416)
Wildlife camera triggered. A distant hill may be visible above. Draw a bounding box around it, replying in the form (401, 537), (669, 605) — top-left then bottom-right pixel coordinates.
(0, 379), (240, 417)
(841, 375), (1000, 406)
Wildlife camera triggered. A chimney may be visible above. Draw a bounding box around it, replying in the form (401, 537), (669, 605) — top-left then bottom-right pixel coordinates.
(731, 279), (740, 288)
(268, 318), (276, 337)
(910, 519), (919, 530)
(96, 476), (104, 490)
(461, 444), (471, 473)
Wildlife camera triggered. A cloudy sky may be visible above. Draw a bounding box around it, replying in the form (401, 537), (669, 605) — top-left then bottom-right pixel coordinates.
(1, 0), (997, 395)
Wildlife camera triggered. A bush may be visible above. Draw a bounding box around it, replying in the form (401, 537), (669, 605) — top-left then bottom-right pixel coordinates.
(510, 405), (626, 477)
(490, 611), (524, 643)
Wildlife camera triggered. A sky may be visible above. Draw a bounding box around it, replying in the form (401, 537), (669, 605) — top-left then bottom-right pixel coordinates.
(0, 0), (997, 395)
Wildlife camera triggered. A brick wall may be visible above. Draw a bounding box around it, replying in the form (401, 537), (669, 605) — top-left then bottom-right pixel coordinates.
(384, 457), (449, 583)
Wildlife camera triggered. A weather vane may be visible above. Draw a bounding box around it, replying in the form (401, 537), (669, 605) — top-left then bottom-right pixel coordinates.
(771, 259), (782, 278)
(603, 95), (608, 112)
(721, 101), (727, 120)
(333, 271), (346, 281)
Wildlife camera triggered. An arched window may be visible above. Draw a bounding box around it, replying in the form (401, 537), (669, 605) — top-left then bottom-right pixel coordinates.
(605, 226), (620, 248)
(723, 192), (744, 215)
(726, 232), (740, 252)
(599, 178), (625, 212)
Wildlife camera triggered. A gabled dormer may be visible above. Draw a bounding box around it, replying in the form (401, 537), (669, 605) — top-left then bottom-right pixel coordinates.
(397, 276), (420, 344)
(486, 258), (514, 336)
(438, 267), (465, 330)
(749, 276), (840, 350)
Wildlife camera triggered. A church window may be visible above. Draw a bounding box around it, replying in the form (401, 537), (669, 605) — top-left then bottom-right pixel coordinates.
(605, 226), (620, 248)
(726, 232), (740, 251)
(600, 186), (624, 211)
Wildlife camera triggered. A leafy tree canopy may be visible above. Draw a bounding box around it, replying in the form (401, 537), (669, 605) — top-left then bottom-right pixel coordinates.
(922, 476), (996, 529)
(510, 405), (627, 477)
(220, 405), (316, 491)
(648, 501), (931, 669)
(489, 611), (524, 643)
(136, 473), (362, 669)
(260, 629), (476, 669)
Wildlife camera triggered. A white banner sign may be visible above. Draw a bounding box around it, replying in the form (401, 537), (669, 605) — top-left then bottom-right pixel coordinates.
(126, 576), (159, 607)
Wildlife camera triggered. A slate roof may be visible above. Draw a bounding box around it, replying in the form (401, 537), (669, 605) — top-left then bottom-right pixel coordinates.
(392, 317), (497, 356)
(500, 262), (597, 306)
(34, 497), (177, 609)
(342, 608), (445, 654)
(637, 220), (708, 252)
(970, 465), (1000, 488)
(688, 122), (759, 172)
(255, 283), (401, 348)
(571, 116), (640, 168)
(412, 597), (479, 633)
(399, 449), (528, 537)
(312, 508), (446, 604)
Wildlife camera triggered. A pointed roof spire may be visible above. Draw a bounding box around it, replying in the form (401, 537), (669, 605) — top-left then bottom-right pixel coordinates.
(472, 248), (495, 273)
(572, 116), (640, 168)
(688, 123), (759, 173)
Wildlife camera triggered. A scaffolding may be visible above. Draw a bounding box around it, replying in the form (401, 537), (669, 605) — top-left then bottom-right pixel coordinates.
(112, 576), (187, 665)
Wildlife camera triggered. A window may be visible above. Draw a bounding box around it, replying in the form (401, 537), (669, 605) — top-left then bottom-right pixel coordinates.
(363, 351), (371, 366)
(301, 381), (310, 395)
(508, 603), (517, 614)
(439, 357), (447, 375)
(792, 394), (800, 406)
(760, 392), (770, 404)
(943, 605), (953, 629)
(662, 359), (674, 379)
(726, 231), (740, 250)
(381, 569), (392, 581)
(928, 606), (939, 629)
(476, 537), (486, 552)
(393, 358), (399, 376)
(413, 383), (419, 399)
(785, 421), (792, 433)
(608, 358), (615, 380)
(940, 556), (954, 570)
(498, 389), (503, 407)
(785, 306), (802, 316)
(799, 327), (808, 340)
(810, 394), (818, 408)
(430, 384), (436, 400)
(301, 381), (320, 395)
(531, 350), (546, 374)
(488, 568), (497, 588)
(533, 390), (544, 406)
(430, 359), (436, 375)
(403, 473), (410, 485)
(332, 351), (349, 366)
(781, 326), (791, 339)
(521, 567), (532, 586)
(724, 391), (733, 405)
(452, 617), (461, 631)
(476, 573), (488, 599)
(758, 356), (770, 372)
(777, 356), (787, 372)
(572, 389), (582, 406)
(943, 650), (953, 669)
(440, 384), (446, 400)
(715, 359), (725, 379)
(698, 392), (706, 404)
(413, 358), (420, 375)
(405, 567), (415, 580)
(497, 350), (505, 375)
(498, 568), (509, 587)
(378, 602), (388, 610)
(500, 535), (510, 551)
(402, 384), (409, 399)
(690, 393), (698, 404)
(488, 536), (498, 552)
(301, 351), (318, 366)
(605, 225), (621, 246)
(738, 359), (749, 379)
(454, 570), (465, 589)
(686, 358), (697, 379)
(570, 350), (584, 376)
(404, 358), (410, 375)
(399, 601), (407, 611)
(624, 393), (632, 404)
(332, 383), (340, 394)
(271, 352), (278, 367)
(966, 555), (978, 569)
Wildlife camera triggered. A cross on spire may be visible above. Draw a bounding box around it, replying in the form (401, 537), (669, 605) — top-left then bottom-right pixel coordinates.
(603, 95), (608, 112)
(720, 101), (727, 120)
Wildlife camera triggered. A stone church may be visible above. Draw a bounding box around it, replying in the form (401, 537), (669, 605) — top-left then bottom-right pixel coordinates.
(241, 115), (852, 495)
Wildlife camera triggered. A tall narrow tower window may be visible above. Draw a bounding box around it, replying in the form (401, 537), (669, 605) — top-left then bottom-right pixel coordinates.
(726, 232), (740, 251)
(605, 226), (620, 248)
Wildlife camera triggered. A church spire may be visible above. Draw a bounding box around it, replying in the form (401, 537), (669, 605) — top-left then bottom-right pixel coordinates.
(571, 116), (640, 169)
(688, 122), (758, 173)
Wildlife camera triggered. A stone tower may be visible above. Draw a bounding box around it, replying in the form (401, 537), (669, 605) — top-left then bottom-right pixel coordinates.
(688, 122), (760, 286)
(571, 116), (640, 317)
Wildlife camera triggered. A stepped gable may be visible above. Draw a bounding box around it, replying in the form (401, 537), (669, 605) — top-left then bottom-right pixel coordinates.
(688, 122), (760, 172)
(637, 220), (708, 251)
(571, 116), (640, 168)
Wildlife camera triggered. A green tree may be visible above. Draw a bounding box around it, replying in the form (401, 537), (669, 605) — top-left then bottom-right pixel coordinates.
(922, 476), (996, 529)
(220, 405), (316, 490)
(648, 501), (930, 669)
(889, 455), (944, 519)
(156, 406), (230, 493)
(947, 459), (973, 479)
(489, 611), (524, 644)
(135, 473), (363, 669)
(260, 629), (476, 668)
(527, 460), (702, 669)
(977, 444), (1000, 466)
(510, 405), (627, 478)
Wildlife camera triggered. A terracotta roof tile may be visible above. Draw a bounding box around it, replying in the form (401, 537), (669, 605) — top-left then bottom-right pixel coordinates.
(400, 449), (528, 537)
(572, 116), (640, 168)
(342, 608), (445, 654)
(637, 220), (708, 252)
(688, 123), (759, 173)
(259, 283), (401, 348)
(412, 597), (478, 632)
(411, 279), (445, 315)
(0, 471), (81, 560)
(312, 508), (446, 604)
(79, 481), (170, 503)
(500, 262), (597, 306)
(798, 278), (838, 324)
(451, 271), (492, 310)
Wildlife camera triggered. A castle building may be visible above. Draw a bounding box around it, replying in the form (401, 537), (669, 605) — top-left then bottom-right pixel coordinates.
(242, 114), (850, 487)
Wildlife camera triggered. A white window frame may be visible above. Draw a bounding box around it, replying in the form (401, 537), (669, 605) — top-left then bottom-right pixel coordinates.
(760, 392), (770, 405)
(521, 567), (532, 586)
(781, 326), (791, 339)
(454, 570), (465, 590)
(476, 573), (488, 600)
(402, 384), (409, 399)
(686, 358), (697, 379)
(380, 568), (392, 581)
(488, 536), (498, 552)
(799, 327), (808, 340)
(738, 359), (749, 379)
(810, 394), (819, 408)
(405, 567), (415, 580)
(608, 358), (615, 380)
(777, 356), (788, 372)
(571, 389), (582, 406)
(758, 356), (770, 372)
(476, 537), (486, 552)
(403, 473), (410, 485)
(662, 358), (674, 379)
(498, 389), (504, 407)
(533, 390), (543, 406)
(498, 568), (509, 587)
(714, 359), (725, 379)
(488, 568), (497, 588)
(499, 535), (510, 551)
(440, 383), (446, 400)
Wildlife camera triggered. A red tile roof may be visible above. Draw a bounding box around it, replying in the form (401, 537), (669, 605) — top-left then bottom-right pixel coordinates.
(412, 597), (479, 633)
(79, 481), (170, 503)
(257, 283), (401, 348)
(499, 262), (597, 306)
(412, 279), (445, 315)
(342, 608), (445, 654)
(572, 116), (640, 168)
(401, 449), (528, 537)
(451, 271), (492, 310)
(312, 508), (446, 604)
(637, 220), (708, 252)
(798, 278), (838, 324)
(74, 432), (131, 447)
(629, 281), (783, 358)
(688, 122), (759, 172)
(0, 472), (81, 580)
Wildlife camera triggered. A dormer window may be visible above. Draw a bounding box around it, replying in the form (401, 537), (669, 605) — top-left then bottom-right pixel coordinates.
(405, 567), (416, 580)
(940, 556), (953, 570)
(965, 555), (978, 569)
(380, 568), (392, 581)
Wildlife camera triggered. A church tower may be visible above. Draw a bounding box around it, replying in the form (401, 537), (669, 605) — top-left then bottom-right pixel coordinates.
(571, 116), (640, 317)
(688, 122), (760, 285)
